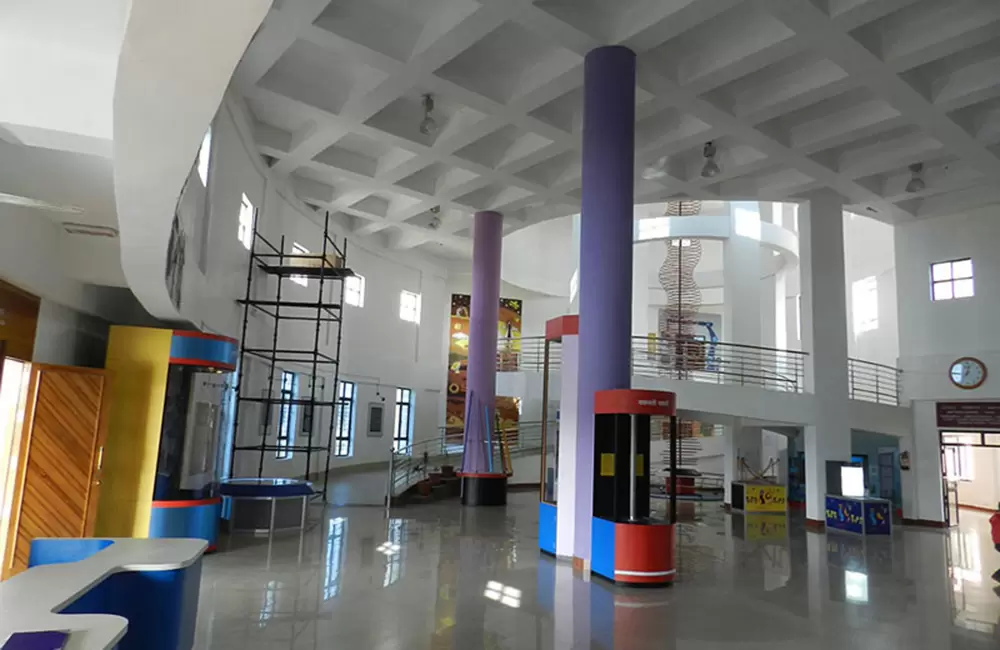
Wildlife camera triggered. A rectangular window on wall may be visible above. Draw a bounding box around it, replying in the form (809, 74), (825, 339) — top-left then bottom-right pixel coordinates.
(399, 291), (421, 323)
(238, 193), (255, 250)
(851, 276), (878, 334)
(334, 381), (357, 457)
(345, 274), (365, 307)
(197, 127), (212, 187)
(276, 371), (298, 459)
(291, 242), (309, 287)
(393, 387), (414, 452)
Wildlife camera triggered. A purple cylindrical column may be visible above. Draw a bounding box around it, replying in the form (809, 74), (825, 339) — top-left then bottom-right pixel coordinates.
(462, 210), (503, 474)
(575, 46), (636, 559)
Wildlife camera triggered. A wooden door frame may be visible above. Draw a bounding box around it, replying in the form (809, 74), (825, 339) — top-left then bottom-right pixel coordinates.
(2, 364), (109, 577)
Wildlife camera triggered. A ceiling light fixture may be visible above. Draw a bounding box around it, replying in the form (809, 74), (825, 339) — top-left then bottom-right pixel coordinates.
(419, 94), (438, 136)
(0, 191), (85, 214)
(700, 141), (720, 178)
(905, 162), (925, 193)
(642, 156), (669, 180)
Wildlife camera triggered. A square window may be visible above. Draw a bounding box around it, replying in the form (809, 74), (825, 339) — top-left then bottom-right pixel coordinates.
(238, 193), (255, 250)
(400, 290), (421, 323)
(345, 274), (365, 307)
(291, 243), (309, 287)
(931, 258), (974, 302)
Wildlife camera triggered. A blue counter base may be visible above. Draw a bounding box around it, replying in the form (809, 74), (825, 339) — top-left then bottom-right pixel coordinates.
(28, 539), (202, 650)
(460, 474), (507, 506)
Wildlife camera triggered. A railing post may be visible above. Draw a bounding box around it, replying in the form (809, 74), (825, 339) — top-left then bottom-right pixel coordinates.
(385, 446), (394, 517)
(849, 362), (855, 399)
(740, 359), (745, 386)
(875, 371), (880, 404)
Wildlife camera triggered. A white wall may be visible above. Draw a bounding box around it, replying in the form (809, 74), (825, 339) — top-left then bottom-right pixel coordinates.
(894, 206), (1000, 522)
(207, 95), (451, 479)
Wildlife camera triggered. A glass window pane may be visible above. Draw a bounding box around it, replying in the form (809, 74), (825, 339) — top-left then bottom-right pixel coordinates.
(931, 262), (952, 281)
(952, 259), (973, 279)
(933, 282), (953, 301)
(953, 278), (974, 298)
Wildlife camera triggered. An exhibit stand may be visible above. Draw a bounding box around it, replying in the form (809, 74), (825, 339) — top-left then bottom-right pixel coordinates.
(731, 481), (788, 514)
(99, 327), (238, 548)
(589, 389), (677, 586)
(825, 495), (892, 535)
(825, 464), (891, 535)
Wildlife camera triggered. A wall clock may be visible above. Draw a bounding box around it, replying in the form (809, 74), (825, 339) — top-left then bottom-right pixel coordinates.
(949, 357), (987, 390)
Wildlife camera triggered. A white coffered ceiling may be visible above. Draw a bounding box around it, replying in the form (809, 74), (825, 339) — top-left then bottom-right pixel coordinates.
(236, 0), (1000, 259)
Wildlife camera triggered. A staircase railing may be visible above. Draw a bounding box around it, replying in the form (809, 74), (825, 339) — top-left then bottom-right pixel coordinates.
(385, 420), (554, 503)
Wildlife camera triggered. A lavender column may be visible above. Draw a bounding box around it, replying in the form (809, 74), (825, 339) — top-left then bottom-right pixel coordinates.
(462, 210), (503, 478)
(575, 47), (636, 558)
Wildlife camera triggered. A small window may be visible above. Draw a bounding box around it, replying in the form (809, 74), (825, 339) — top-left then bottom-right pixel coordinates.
(931, 258), (974, 301)
(345, 274), (365, 308)
(290, 242), (309, 287)
(276, 371), (297, 459)
(399, 290), (421, 323)
(197, 127), (212, 186)
(238, 193), (255, 250)
(393, 387), (414, 452)
(852, 276), (878, 334)
(334, 381), (357, 457)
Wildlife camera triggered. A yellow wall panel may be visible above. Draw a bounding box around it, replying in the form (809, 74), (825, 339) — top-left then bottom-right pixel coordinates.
(94, 326), (171, 538)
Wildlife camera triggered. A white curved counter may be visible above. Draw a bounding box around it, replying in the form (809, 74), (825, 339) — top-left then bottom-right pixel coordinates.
(0, 538), (207, 650)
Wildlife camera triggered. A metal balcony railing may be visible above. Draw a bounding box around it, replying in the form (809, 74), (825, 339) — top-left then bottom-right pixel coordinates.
(848, 358), (902, 406)
(630, 336), (807, 392)
(499, 338), (904, 405)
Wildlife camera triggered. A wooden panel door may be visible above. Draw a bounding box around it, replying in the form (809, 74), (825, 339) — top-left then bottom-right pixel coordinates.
(2, 365), (107, 577)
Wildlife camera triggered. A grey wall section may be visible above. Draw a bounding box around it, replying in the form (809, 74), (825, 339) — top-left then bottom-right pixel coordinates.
(32, 299), (110, 368)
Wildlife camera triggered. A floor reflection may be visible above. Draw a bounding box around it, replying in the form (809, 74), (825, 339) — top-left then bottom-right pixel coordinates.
(194, 493), (1000, 650)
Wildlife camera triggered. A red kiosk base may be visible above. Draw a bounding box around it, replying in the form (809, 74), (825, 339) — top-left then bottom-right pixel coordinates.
(459, 472), (507, 506)
(589, 389), (678, 587)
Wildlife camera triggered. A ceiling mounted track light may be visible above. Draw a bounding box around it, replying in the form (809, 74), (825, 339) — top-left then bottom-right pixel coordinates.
(905, 162), (925, 193)
(700, 141), (720, 179)
(419, 93), (438, 136)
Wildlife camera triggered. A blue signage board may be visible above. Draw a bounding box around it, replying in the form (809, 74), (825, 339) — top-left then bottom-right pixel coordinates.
(863, 500), (892, 535)
(826, 496), (864, 534)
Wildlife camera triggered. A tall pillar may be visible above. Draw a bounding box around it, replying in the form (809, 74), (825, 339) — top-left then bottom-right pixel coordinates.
(723, 201), (762, 345)
(799, 191), (852, 524)
(574, 46), (636, 563)
(461, 210), (504, 503)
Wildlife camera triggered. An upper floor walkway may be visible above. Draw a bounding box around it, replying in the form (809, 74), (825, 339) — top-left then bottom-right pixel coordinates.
(496, 335), (911, 437)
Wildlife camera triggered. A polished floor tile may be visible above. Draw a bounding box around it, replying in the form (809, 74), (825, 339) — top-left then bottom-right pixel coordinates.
(194, 493), (1000, 649)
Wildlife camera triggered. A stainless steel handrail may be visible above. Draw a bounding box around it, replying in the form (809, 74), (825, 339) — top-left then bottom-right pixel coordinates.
(848, 357), (902, 406)
(385, 420), (554, 502)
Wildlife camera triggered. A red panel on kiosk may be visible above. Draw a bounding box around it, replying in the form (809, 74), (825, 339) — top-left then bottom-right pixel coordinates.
(594, 389), (676, 416)
(614, 522), (676, 584)
(544, 315), (579, 341)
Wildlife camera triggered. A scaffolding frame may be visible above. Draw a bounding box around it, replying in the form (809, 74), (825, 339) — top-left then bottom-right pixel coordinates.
(229, 210), (351, 500)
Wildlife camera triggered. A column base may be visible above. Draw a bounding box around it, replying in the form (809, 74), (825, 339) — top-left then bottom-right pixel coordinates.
(459, 473), (508, 506)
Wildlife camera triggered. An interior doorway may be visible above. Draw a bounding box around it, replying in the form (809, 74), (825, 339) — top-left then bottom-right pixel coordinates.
(940, 431), (1000, 528)
(0, 352), (31, 566)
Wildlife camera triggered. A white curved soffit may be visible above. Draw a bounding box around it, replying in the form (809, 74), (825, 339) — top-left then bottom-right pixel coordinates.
(113, 0), (271, 321)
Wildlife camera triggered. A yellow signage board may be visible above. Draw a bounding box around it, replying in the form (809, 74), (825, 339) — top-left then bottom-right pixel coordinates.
(744, 485), (787, 512)
(600, 453), (615, 477)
